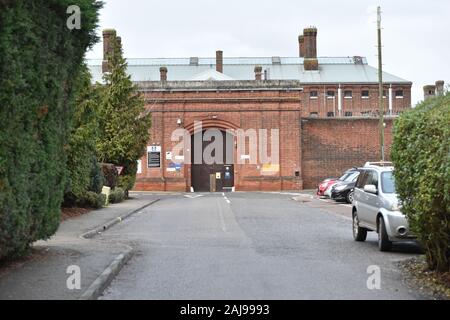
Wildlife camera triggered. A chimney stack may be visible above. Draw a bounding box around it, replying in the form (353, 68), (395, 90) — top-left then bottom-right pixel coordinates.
(254, 66), (263, 81)
(216, 50), (223, 73)
(160, 67), (168, 82)
(303, 27), (318, 71)
(298, 35), (305, 58)
(102, 29), (117, 73)
(435, 80), (445, 96)
(423, 85), (436, 100)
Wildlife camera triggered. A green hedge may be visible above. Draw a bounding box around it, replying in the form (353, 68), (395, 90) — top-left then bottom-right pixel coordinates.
(64, 64), (104, 205)
(0, 0), (101, 259)
(392, 93), (450, 272)
(109, 187), (125, 204)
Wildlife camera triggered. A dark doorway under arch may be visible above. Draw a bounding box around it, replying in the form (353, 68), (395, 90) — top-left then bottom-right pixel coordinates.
(191, 130), (234, 192)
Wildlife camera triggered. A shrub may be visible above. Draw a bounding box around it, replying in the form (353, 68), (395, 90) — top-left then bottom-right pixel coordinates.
(0, 0), (101, 259)
(391, 93), (450, 272)
(101, 163), (118, 189)
(109, 187), (125, 204)
(77, 192), (106, 209)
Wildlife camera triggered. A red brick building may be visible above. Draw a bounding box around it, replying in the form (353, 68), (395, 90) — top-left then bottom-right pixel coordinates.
(88, 28), (412, 192)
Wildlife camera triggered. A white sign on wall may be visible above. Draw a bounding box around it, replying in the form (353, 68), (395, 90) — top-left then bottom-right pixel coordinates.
(147, 146), (161, 153)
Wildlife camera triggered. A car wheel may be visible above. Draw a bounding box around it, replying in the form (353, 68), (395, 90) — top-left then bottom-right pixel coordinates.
(346, 190), (354, 204)
(378, 217), (392, 252)
(353, 211), (367, 242)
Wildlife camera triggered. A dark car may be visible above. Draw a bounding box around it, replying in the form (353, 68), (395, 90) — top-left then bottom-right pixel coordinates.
(330, 170), (361, 203)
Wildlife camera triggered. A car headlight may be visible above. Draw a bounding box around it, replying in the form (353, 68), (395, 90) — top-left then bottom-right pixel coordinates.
(390, 202), (402, 211)
(335, 185), (346, 191)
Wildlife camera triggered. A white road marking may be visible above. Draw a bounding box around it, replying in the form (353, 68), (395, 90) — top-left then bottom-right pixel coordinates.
(217, 200), (228, 232)
(184, 195), (204, 199)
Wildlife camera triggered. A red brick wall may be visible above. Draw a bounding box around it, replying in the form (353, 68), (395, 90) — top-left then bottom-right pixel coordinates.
(134, 83), (303, 191)
(302, 84), (411, 118)
(301, 117), (394, 189)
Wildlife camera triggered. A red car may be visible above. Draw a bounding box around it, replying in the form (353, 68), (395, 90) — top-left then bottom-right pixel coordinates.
(316, 168), (360, 197)
(317, 178), (338, 197)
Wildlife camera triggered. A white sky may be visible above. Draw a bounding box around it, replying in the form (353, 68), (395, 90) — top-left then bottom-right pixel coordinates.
(86, 0), (450, 105)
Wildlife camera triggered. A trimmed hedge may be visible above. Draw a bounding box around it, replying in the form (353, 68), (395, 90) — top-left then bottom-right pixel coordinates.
(109, 187), (125, 204)
(0, 0), (101, 259)
(391, 93), (450, 272)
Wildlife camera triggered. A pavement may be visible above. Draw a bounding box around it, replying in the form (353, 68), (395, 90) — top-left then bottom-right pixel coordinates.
(96, 191), (426, 300)
(0, 193), (162, 300)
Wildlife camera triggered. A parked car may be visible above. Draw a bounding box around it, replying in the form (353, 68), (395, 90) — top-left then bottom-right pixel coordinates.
(317, 178), (337, 197)
(352, 162), (416, 251)
(318, 169), (358, 198)
(330, 170), (361, 203)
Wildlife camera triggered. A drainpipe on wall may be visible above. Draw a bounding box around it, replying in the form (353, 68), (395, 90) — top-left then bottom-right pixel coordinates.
(338, 84), (342, 117)
(388, 84), (393, 115)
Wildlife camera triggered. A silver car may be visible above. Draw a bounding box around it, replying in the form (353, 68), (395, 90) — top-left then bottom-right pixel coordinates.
(351, 162), (416, 251)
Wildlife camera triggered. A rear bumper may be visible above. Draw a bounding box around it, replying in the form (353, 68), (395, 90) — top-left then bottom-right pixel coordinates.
(383, 209), (416, 240)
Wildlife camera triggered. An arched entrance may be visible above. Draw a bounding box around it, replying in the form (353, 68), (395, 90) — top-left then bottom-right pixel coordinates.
(190, 129), (235, 192)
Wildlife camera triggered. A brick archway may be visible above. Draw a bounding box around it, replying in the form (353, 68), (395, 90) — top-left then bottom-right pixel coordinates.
(184, 118), (240, 135)
(185, 119), (238, 192)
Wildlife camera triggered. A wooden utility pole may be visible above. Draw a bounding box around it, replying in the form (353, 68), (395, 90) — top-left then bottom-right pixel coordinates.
(377, 6), (385, 161)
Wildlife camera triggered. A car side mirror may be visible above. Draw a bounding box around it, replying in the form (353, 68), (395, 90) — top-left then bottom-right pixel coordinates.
(364, 184), (378, 194)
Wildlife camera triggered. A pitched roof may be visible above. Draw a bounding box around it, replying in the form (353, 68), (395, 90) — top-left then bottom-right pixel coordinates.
(87, 56), (411, 84)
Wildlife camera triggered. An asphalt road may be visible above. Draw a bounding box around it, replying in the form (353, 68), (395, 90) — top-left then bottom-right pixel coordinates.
(98, 192), (425, 300)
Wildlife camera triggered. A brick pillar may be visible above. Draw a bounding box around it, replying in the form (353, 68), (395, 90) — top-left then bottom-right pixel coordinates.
(216, 50), (223, 73)
(160, 67), (168, 82)
(303, 27), (318, 71)
(254, 65), (263, 80)
(423, 85), (436, 100)
(102, 29), (116, 73)
(298, 35), (305, 58)
(435, 80), (445, 96)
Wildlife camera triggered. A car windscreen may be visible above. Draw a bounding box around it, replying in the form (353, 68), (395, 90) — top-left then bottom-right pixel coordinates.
(344, 171), (359, 182)
(381, 171), (396, 194)
(339, 172), (351, 181)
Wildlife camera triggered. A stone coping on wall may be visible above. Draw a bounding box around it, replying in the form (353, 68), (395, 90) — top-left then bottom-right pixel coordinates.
(136, 80), (304, 92)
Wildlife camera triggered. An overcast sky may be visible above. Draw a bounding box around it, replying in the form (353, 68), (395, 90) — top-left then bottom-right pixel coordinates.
(86, 0), (450, 105)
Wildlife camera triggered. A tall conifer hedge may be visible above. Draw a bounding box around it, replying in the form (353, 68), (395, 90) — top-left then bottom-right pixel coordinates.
(392, 93), (450, 272)
(0, 0), (102, 259)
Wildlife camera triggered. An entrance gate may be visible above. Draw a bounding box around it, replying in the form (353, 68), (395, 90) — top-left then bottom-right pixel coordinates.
(191, 130), (234, 192)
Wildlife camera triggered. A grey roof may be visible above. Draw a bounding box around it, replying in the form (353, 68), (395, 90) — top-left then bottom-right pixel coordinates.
(87, 56), (411, 85)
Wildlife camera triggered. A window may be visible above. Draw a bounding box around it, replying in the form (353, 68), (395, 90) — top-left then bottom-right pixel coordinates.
(309, 112), (318, 117)
(326, 90), (335, 98)
(366, 171), (379, 188)
(356, 170), (368, 189)
(383, 90), (387, 98)
(395, 90), (404, 98)
(381, 171), (396, 194)
(362, 90), (369, 99)
(327, 111), (335, 117)
(310, 90), (318, 99)
(345, 171), (360, 182)
(344, 90), (352, 98)
(344, 111), (353, 117)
